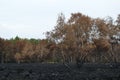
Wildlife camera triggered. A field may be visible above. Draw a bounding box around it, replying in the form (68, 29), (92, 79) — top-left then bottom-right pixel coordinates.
(0, 63), (120, 80)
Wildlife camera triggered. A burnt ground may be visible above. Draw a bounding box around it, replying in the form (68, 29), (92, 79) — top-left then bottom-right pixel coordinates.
(0, 63), (120, 80)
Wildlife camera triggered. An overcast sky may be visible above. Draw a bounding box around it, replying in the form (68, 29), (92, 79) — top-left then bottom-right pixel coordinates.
(0, 0), (120, 39)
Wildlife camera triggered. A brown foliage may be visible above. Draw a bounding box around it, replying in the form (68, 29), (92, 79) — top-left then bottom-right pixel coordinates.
(1, 12), (120, 63)
(93, 38), (111, 52)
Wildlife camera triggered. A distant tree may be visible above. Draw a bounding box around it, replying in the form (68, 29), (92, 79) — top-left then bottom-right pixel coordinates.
(34, 39), (49, 62)
(14, 40), (27, 63)
(46, 13), (67, 62)
(21, 42), (35, 62)
(46, 13), (66, 43)
(67, 13), (93, 63)
(116, 14), (120, 27)
(93, 38), (111, 62)
(30, 38), (40, 44)
(15, 36), (20, 41)
(3, 41), (13, 63)
(0, 38), (5, 63)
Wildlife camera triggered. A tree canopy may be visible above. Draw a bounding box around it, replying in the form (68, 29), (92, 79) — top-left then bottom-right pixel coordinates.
(0, 12), (120, 63)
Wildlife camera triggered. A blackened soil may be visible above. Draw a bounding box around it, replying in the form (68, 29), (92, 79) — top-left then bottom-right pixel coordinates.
(0, 63), (120, 80)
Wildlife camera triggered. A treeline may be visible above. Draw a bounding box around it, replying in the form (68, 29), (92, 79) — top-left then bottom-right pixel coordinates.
(0, 37), (51, 63)
(0, 12), (120, 63)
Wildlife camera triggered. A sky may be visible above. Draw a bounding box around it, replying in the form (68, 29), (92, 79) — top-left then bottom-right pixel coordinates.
(0, 0), (120, 39)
